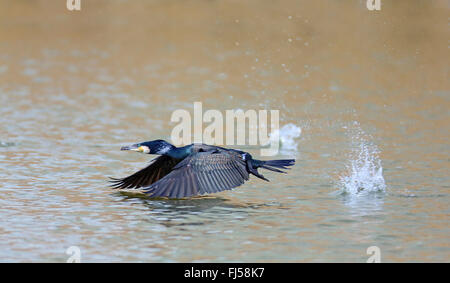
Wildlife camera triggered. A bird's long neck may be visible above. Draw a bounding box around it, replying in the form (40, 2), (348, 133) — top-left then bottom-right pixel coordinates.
(164, 144), (193, 159)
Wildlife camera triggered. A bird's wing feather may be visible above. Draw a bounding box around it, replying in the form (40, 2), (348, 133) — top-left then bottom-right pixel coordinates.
(142, 151), (249, 198)
(109, 155), (180, 189)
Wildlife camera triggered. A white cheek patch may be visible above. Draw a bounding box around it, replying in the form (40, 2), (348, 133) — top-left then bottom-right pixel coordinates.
(141, 146), (150, 154)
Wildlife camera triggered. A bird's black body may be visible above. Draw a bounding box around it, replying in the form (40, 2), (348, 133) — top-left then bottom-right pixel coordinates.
(110, 140), (295, 198)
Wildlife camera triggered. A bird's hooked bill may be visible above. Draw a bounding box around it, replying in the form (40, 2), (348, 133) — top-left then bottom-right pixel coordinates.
(121, 144), (150, 153)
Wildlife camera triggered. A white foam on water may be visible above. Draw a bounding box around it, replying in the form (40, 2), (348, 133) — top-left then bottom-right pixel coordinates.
(338, 124), (386, 196)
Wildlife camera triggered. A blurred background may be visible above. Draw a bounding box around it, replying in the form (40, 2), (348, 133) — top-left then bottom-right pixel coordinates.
(0, 0), (448, 262)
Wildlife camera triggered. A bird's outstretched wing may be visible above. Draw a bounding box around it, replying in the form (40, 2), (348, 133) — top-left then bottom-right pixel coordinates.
(109, 155), (181, 189)
(142, 151), (249, 198)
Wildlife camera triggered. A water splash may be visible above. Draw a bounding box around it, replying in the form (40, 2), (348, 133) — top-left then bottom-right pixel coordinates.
(338, 123), (386, 196)
(269, 123), (301, 154)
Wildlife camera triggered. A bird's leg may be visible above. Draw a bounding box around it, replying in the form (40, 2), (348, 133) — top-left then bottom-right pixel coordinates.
(246, 160), (270, 182)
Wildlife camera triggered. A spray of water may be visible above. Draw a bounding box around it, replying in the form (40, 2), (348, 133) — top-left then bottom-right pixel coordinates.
(339, 123), (386, 195)
(268, 123), (301, 154)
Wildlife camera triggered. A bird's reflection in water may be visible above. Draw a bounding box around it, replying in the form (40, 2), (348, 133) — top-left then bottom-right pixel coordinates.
(114, 191), (288, 228)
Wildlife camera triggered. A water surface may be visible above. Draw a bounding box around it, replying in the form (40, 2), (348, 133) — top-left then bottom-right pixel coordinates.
(0, 0), (448, 262)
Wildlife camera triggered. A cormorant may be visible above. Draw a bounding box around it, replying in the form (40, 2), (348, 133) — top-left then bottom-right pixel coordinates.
(110, 139), (295, 198)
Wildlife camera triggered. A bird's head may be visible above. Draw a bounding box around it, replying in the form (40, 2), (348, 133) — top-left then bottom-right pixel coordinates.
(120, 139), (174, 155)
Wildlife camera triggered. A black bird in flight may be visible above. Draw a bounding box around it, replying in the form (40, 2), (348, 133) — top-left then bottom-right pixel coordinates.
(110, 139), (295, 198)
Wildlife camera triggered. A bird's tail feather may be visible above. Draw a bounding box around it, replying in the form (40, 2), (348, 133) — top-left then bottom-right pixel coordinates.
(264, 159), (295, 169)
(260, 159), (295, 173)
